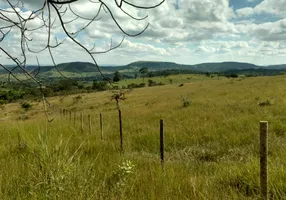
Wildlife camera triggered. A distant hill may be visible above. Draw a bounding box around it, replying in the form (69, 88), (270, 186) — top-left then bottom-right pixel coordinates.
(125, 61), (189, 70)
(56, 62), (100, 73)
(2, 61), (286, 79)
(190, 62), (260, 72)
(265, 64), (286, 70)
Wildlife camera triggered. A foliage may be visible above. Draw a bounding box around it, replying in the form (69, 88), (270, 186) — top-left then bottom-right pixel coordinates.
(106, 160), (135, 191)
(50, 79), (79, 92)
(127, 83), (146, 89)
(113, 71), (121, 82)
(205, 72), (211, 77)
(181, 95), (191, 107)
(139, 67), (148, 82)
(92, 80), (108, 91)
(0, 90), (25, 103)
(258, 99), (273, 107)
(0, 99), (7, 105)
(21, 102), (32, 111)
(111, 90), (128, 109)
(147, 79), (164, 87)
(139, 67), (148, 74)
(226, 74), (239, 78)
(148, 72), (154, 78)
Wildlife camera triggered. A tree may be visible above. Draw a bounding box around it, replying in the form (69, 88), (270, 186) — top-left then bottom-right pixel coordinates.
(139, 67), (148, 83)
(113, 71), (121, 82)
(226, 73), (239, 78)
(92, 80), (108, 91)
(0, 0), (165, 120)
(0, 0), (165, 85)
(148, 72), (154, 78)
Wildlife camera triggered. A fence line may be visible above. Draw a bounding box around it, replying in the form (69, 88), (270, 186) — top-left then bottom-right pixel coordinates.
(88, 114), (92, 134)
(119, 109), (123, 152)
(81, 112), (83, 133)
(260, 121), (268, 200)
(160, 119), (164, 168)
(100, 113), (103, 140)
(56, 108), (271, 196)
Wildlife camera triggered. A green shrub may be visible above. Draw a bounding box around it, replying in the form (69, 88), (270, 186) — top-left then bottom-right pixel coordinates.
(21, 102), (32, 111)
(181, 95), (191, 107)
(92, 81), (108, 91)
(127, 83), (145, 89)
(258, 99), (273, 107)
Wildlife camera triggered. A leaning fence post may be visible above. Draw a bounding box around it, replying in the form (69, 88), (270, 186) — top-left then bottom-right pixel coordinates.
(119, 109), (123, 152)
(88, 114), (92, 134)
(100, 113), (103, 140)
(260, 121), (268, 200)
(160, 119), (164, 168)
(81, 113), (84, 133)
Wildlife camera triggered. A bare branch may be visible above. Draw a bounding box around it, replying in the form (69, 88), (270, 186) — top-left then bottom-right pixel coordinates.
(0, 0), (164, 120)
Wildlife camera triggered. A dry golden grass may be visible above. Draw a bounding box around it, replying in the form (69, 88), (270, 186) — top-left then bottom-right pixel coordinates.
(1, 75), (286, 199)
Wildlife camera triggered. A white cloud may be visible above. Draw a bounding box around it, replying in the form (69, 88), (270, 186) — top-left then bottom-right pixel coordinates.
(254, 0), (286, 17)
(253, 19), (286, 41)
(179, 0), (235, 22)
(1, 0), (286, 66)
(236, 7), (255, 18)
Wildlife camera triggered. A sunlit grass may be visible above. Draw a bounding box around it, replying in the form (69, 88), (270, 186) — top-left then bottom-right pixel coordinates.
(1, 75), (286, 199)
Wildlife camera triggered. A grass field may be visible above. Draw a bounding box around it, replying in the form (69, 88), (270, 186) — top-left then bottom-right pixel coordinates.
(1, 74), (286, 199)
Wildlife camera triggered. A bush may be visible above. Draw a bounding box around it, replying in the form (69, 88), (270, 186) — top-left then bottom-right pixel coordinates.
(42, 87), (54, 97)
(21, 102), (32, 111)
(226, 74), (239, 78)
(148, 79), (156, 87)
(127, 83), (145, 89)
(92, 80), (108, 91)
(181, 96), (191, 107)
(148, 79), (164, 87)
(138, 83), (146, 87)
(0, 99), (7, 105)
(258, 99), (273, 107)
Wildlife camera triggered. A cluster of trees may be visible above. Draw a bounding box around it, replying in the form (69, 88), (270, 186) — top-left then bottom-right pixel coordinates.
(0, 79), (110, 104)
(0, 90), (25, 104)
(112, 67), (150, 82)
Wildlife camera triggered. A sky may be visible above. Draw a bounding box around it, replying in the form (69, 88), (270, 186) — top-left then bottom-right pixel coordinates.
(1, 0), (286, 66)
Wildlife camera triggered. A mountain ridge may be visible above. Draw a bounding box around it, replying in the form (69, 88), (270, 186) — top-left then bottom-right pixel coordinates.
(2, 61), (286, 77)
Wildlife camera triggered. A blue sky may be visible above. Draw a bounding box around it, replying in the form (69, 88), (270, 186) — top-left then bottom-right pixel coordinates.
(1, 0), (286, 66)
(230, 0), (263, 9)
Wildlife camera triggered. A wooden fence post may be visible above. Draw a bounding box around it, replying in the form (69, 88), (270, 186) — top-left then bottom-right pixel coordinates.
(100, 113), (103, 140)
(81, 113), (84, 133)
(88, 114), (92, 134)
(160, 119), (164, 168)
(119, 109), (123, 152)
(260, 121), (268, 200)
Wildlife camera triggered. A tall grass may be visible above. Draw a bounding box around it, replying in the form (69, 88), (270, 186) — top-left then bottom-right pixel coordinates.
(1, 75), (286, 199)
